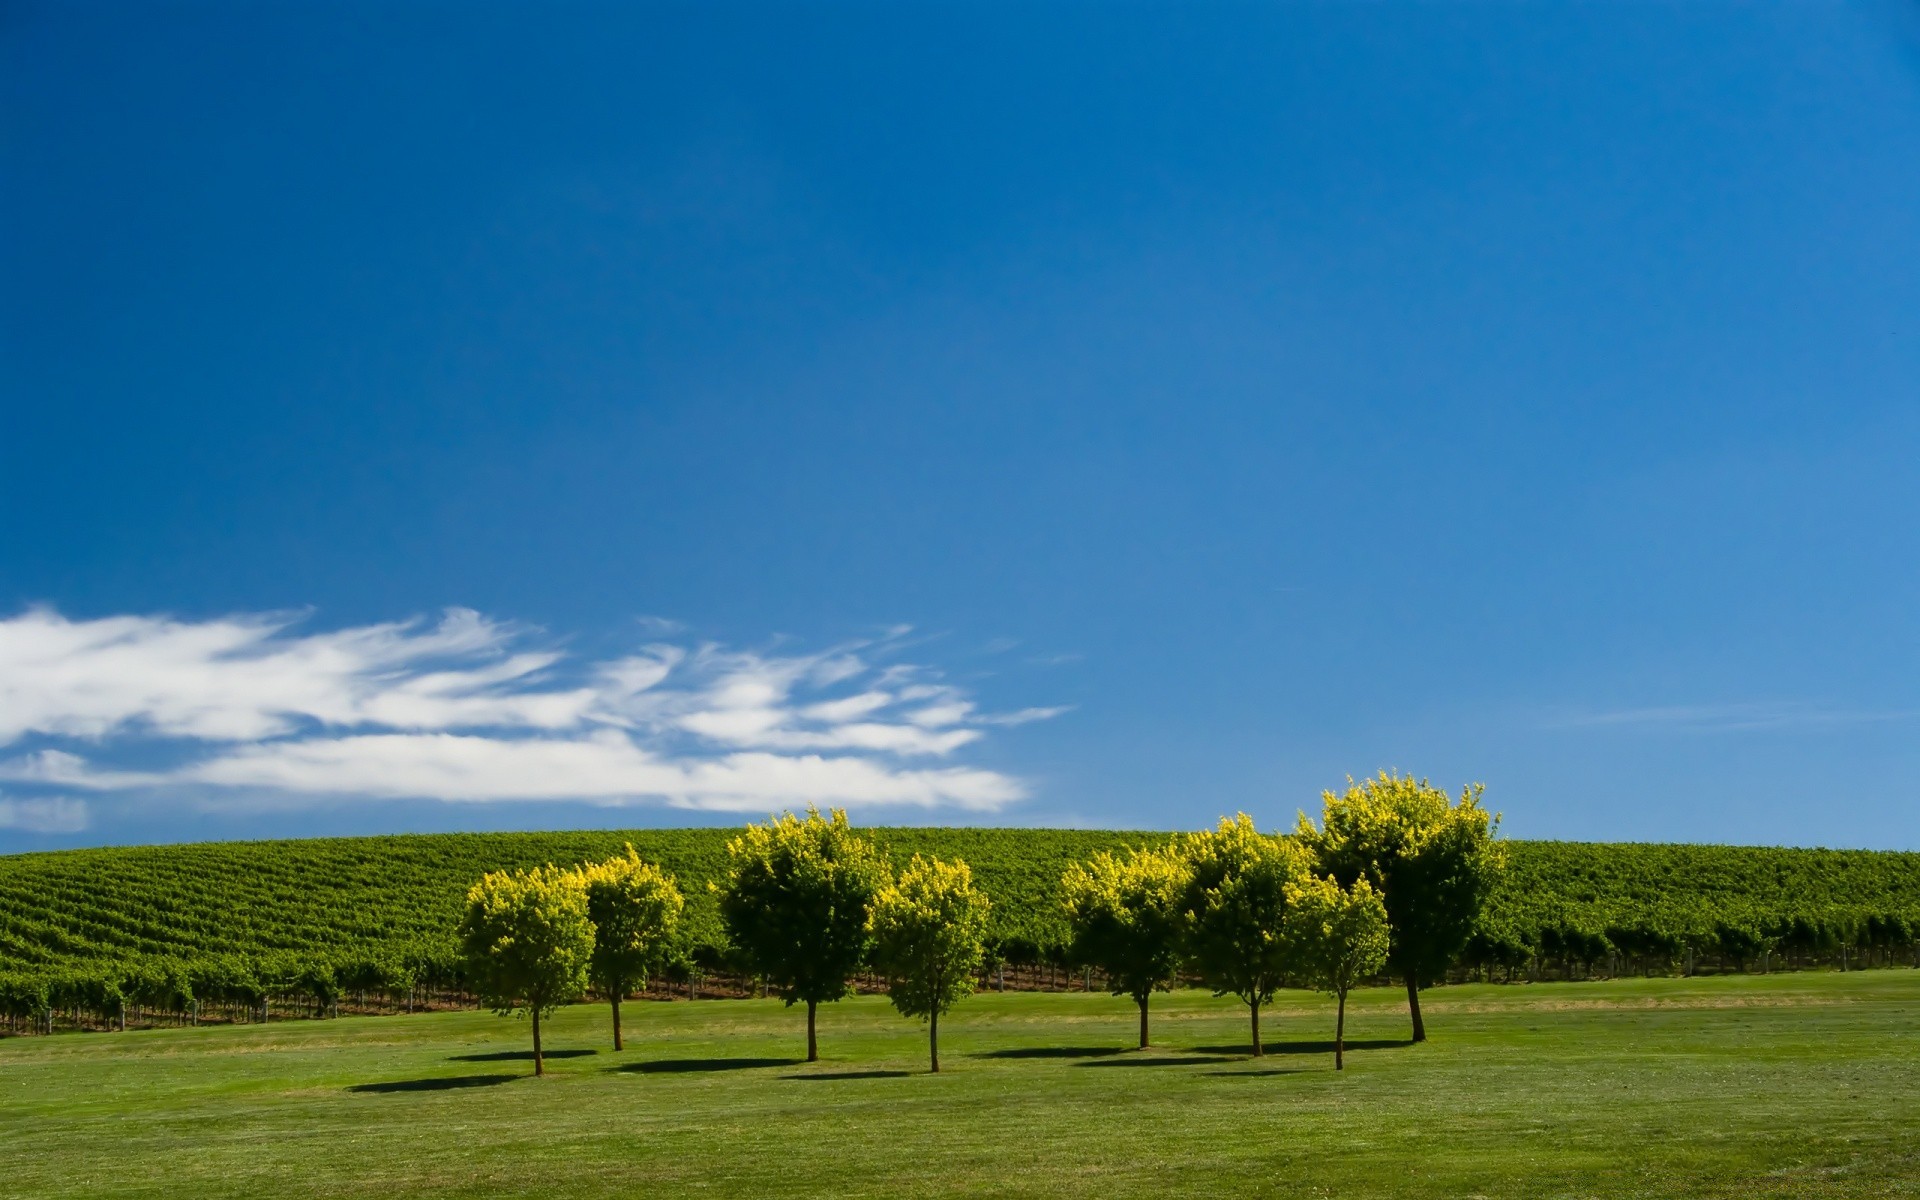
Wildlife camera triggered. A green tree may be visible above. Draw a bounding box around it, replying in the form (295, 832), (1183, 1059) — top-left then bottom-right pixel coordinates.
(1061, 845), (1190, 1048)
(869, 856), (991, 1073)
(457, 865), (595, 1076)
(1284, 875), (1390, 1070)
(1178, 814), (1314, 1056)
(717, 807), (889, 1062)
(577, 847), (684, 1051)
(1298, 771), (1503, 1042)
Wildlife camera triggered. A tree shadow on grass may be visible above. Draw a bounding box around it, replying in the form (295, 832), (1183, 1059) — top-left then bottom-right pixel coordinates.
(450, 1048), (598, 1062)
(782, 1069), (913, 1081)
(349, 1074), (517, 1094)
(618, 1057), (803, 1074)
(974, 1046), (1125, 1060)
(1193, 1039), (1414, 1057)
(1075, 1054), (1239, 1068)
(1201, 1067), (1312, 1078)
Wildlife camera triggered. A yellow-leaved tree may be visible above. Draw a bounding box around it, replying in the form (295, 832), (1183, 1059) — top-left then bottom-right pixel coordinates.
(1297, 772), (1503, 1043)
(868, 855), (990, 1073)
(1178, 814), (1314, 1057)
(576, 847), (683, 1051)
(718, 807), (889, 1062)
(457, 865), (595, 1076)
(1060, 845), (1190, 1049)
(1283, 875), (1389, 1069)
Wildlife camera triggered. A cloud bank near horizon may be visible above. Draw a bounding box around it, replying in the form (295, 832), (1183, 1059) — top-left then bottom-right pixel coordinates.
(0, 608), (1065, 830)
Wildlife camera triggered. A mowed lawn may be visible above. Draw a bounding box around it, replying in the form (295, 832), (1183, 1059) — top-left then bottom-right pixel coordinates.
(3, 972), (1917, 1199)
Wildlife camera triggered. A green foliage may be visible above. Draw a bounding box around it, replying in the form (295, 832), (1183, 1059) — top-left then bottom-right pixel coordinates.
(869, 856), (991, 1071)
(1285, 876), (1390, 998)
(1061, 844), (1189, 1046)
(1, 826), (1917, 1028)
(871, 856), (990, 1020)
(576, 847), (683, 1049)
(1284, 875), (1390, 1069)
(717, 807), (888, 1058)
(1177, 814), (1314, 1054)
(456, 865), (594, 1074)
(577, 849), (683, 993)
(1300, 772), (1503, 1039)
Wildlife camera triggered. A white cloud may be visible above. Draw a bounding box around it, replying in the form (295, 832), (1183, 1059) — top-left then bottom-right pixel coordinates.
(0, 795), (90, 834)
(0, 608), (1063, 816)
(0, 606), (588, 742)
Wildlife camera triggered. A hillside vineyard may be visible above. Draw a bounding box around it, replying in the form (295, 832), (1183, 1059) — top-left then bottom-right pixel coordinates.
(2, 829), (1917, 1032)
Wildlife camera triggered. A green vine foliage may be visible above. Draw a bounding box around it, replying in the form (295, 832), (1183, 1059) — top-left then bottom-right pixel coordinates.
(2, 825), (1917, 1035)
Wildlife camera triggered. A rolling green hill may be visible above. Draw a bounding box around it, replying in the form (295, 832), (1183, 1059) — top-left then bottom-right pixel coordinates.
(1, 828), (1915, 1020)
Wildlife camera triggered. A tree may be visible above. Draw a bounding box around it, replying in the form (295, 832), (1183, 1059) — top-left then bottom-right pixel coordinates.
(1061, 845), (1190, 1048)
(1284, 875), (1390, 1070)
(869, 856), (991, 1073)
(1298, 771), (1503, 1043)
(577, 847), (684, 1051)
(1178, 814), (1314, 1056)
(717, 807), (889, 1062)
(457, 865), (595, 1076)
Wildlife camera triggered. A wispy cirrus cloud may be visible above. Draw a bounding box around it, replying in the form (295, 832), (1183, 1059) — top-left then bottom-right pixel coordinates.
(0, 608), (1062, 815)
(1544, 701), (1917, 734)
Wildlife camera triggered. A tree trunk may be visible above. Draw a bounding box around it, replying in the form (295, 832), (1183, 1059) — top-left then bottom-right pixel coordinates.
(806, 999), (818, 1062)
(1405, 974), (1426, 1043)
(1249, 999), (1263, 1057)
(1137, 994), (1150, 1049)
(929, 1008), (940, 1074)
(532, 1005), (544, 1077)
(611, 993), (624, 1052)
(1335, 988), (1347, 1071)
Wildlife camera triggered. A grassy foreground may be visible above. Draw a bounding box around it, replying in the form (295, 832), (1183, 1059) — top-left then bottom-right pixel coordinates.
(3, 972), (1916, 1198)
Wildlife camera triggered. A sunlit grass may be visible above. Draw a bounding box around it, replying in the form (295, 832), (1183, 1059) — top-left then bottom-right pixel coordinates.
(4, 970), (1917, 1198)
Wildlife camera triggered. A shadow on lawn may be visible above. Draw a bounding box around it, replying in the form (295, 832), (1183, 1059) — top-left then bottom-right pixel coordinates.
(1075, 1054), (1239, 1067)
(451, 1048), (598, 1062)
(349, 1074), (517, 1094)
(1193, 1039), (1414, 1057)
(619, 1057), (803, 1074)
(974, 1046), (1124, 1060)
(782, 1069), (913, 1081)
(1202, 1066), (1312, 1078)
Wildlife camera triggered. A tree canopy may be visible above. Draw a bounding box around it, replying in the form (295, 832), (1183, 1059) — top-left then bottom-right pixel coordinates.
(456, 865), (595, 1075)
(1060, 844), (1190, 1048)
(577, 847), (684, 1051)
(717, 806), (889, 1061)
(1177, 814), (1314, 1056)
(869, 855), (991, 1073)
(1298, 771), (1503, 1042)
(1284, 875), (1390, 1069)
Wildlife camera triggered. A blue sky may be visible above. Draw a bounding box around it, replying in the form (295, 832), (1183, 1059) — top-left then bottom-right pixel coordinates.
(3, 2), (1918, 851)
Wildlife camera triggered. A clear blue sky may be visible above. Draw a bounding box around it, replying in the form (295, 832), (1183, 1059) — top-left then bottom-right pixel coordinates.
(3, 2), (1918, 852)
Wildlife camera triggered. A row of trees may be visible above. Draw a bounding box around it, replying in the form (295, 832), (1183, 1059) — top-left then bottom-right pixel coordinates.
(6, 825), (1916, 1003)
(1062, 772), (1499, 1065)
(461, 813), (996, 1075)
(458, 773), (1501, 1075)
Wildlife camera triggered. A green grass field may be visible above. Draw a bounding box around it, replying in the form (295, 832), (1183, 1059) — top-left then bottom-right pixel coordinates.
(4, 971), (1916, 1198)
